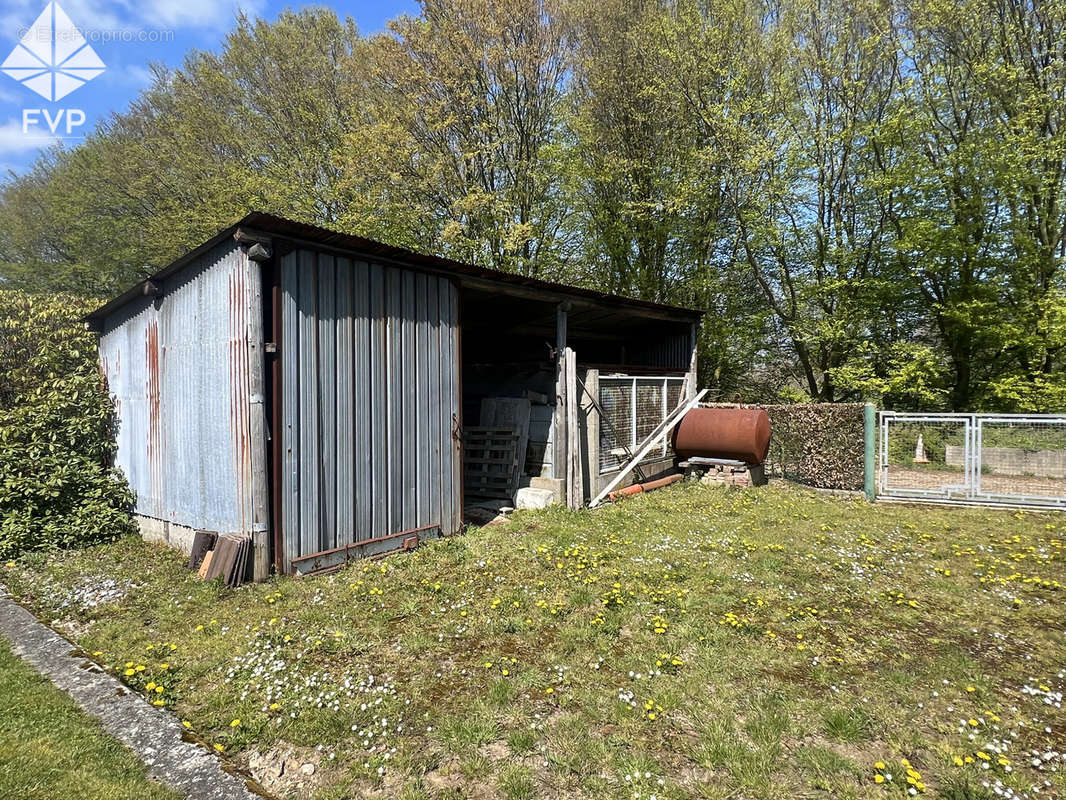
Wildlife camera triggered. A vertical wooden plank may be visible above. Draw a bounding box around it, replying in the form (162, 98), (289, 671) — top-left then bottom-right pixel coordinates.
(369, 263), (388, 539)
(353, 261), (371, 542)
(553, 303), (568, 484)
(565, 347), (583, 508)
(335, 257), (354, 548)
(401, 270), (417, 530)
(582, 368), (599, 506)
(244, 251), (270, 581)
(685, 321), (699, 400)
(280, 251), (300, 574)
(297, 250), (319, 561)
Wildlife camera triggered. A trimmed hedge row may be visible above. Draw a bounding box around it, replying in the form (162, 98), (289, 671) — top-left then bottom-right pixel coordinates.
(703, 402), (866, 491)
(0, 290), (134, 559)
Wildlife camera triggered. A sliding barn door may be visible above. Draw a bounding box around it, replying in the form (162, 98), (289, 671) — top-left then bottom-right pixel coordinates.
(279, 249), (461, 573)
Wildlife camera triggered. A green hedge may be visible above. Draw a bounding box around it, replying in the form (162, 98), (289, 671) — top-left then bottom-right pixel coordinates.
(0, 291), (134, 559)
(704, 402), (866, 491)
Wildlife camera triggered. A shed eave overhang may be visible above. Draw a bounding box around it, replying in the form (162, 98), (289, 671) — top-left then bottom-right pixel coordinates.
(85, 211), (704, 329)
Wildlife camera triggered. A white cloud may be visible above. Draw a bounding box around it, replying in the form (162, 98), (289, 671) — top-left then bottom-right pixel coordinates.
(117, 0), (266, 30)
(0, 118), (60, 155)
(102, 62), (154, 89)
(0, 1), (124, 43)
(0, 0), (268, 48)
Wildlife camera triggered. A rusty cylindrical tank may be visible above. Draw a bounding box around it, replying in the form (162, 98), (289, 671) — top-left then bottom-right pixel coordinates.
(671, 407), (772, 465)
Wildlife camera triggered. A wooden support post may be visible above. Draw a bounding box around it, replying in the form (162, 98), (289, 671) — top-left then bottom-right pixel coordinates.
(245, 247), (271, 581)
(685, 321), (699, 401)
(565, 347), (582, 509)
(582, 369), (599, 505)
(553, 303), (569, 487)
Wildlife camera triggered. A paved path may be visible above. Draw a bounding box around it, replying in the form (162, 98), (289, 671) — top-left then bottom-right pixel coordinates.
(0, 590), (265, 800)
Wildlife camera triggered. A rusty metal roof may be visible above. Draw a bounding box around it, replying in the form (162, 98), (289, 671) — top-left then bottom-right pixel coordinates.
(86, 211), (703, 325)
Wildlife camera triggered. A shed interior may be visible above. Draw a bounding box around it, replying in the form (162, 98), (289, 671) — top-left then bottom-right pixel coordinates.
(459, 284), (695, 507)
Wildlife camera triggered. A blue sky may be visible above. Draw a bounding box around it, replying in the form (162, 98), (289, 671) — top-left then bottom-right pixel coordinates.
(0, 0), (416, 175)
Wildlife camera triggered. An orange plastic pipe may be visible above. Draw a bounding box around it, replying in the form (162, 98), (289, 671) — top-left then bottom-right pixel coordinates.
(608, 473), (683, 502)
(609, 484), (644, 501)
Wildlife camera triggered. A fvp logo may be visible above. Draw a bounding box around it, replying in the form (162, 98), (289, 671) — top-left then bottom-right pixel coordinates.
(3, 1), (104, 101)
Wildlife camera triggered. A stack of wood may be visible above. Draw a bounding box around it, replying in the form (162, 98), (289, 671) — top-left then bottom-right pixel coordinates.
(464, 397), (533, 503)
(463, 428), (522, 500)
(189, 530), (253, 588)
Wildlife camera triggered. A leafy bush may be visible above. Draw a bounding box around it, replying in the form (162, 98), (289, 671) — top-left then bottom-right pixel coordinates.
(0, 290), (134, 558)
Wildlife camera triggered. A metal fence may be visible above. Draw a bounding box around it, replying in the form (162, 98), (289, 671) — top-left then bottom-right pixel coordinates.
(879, 412), (1066, 508)
(599, 376), (685, 473)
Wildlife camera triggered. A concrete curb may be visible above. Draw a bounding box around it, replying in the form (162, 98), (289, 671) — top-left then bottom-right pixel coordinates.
(0, 590), (265, 800)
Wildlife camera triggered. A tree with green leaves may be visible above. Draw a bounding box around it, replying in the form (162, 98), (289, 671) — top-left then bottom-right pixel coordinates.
(342, 0), (573, 275)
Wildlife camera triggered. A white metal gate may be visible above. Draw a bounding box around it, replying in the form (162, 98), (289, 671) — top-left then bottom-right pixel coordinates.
(879, 412), (1066, 508)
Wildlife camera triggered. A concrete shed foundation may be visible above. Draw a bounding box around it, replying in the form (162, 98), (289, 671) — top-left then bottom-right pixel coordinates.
(135, 515), (197, 557)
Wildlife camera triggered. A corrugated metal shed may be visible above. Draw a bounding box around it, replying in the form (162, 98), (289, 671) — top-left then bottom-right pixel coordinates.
(98, 243), (263, 534)
(278, 249), (461, 573)
(91, 212), (701, 579)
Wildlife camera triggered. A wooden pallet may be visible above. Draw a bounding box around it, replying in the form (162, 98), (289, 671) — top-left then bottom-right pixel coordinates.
(464, 427), (520, 500)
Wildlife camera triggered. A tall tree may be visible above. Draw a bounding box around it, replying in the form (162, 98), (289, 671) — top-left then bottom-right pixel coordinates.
(888, 0), (1066, 409)
(342, 0), (572, 275)
(0, 9), (363, 296)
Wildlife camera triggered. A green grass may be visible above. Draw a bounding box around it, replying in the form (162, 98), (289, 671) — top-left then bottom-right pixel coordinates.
(0, 638), (181, 800)
(2, 481), (1065, 799)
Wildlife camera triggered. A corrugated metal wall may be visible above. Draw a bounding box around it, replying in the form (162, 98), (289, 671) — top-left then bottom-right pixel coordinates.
(99, 242), (261, 534)
(280, 249), (461, 572)
(625, 328), (693, 370)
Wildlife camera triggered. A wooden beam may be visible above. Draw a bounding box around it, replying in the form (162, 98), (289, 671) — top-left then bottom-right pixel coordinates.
(553, 303), (569, 483)
(244, 250), (271, 581)
(581, 369), (599, 503)
(565, 347), (582, 509)
(685, 321), (699, 400)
